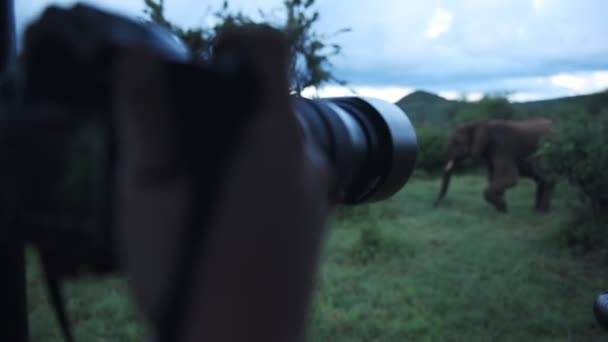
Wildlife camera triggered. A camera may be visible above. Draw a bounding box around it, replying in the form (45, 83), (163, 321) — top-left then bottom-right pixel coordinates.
(1, 2), (417, 341)
(4, 1), (418, 272)
(17, 3), (418, 202)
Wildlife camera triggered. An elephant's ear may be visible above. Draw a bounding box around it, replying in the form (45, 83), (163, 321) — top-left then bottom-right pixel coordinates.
(470, 122), (488, 159)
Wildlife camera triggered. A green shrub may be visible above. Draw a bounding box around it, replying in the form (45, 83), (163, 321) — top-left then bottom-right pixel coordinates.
(537, 109), (608, 251)
(537, 109), (608, 217)
(453, 95), (515, 125)
(584, 88), (608, 115)
(557, 206), (608, 254)
(414, 125), (450, 173)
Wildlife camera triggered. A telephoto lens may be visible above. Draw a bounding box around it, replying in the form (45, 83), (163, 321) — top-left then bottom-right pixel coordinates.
(292, 96), (417, 204)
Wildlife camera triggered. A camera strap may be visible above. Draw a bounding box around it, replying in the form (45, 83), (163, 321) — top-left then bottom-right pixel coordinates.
(40, 254), (75, 342)
(153, 59), (260, 342)
(155, 116), (253, 342)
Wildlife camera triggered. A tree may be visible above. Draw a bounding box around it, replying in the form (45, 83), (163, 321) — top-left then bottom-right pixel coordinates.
(585, 88), (608, 115)
(142, 0), (349, 95)
(453, 93), (514, 124)
(477, 94), (514, 120)
(279, 0), (349, 95)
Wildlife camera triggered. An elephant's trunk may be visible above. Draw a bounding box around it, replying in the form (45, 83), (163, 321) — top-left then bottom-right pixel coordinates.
(433, 160), (455, 208)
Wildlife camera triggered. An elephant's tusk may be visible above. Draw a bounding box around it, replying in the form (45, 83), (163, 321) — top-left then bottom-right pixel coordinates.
(444, 160), (454, 172)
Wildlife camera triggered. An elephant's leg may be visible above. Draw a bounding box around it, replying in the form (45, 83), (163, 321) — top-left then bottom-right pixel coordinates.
(527, 172), (546, 211)
(487, 162), (495, 182)
(484, 157), (519, 213)
(518, 157), (550, 212)
(484, 187), (507, 212)
(530, 167), (556, 212)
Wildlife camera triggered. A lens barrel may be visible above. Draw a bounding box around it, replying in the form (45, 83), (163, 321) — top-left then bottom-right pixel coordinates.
(292, 96), (417, 205)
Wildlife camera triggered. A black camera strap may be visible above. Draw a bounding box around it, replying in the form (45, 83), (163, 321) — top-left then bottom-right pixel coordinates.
(155, 60), (260, 342)
(40, 256), (75, 342)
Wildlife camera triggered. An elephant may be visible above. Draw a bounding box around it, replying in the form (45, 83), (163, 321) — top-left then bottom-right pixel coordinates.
(432, 118), (555, 213)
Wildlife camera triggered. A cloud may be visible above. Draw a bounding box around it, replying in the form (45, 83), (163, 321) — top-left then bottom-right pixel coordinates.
(302, 85), (414, 103)
(550, 71), (608, 92)
(509, 92), (547, 102)
(13, 0), (608, 102)
(424, 8), (453, 39)
(593, 72), (608, 87)
(305, 70), (608, 104)
(532, 0), (545, 11)
(438, 91), (483, 101)
(550, 74), (587, 91)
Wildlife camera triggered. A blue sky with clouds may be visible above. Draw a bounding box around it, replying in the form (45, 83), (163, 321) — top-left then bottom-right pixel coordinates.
(14, 0), (608, 102)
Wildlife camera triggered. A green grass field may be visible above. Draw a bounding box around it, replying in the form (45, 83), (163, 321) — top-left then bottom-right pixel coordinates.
(26, 175), (608, 341)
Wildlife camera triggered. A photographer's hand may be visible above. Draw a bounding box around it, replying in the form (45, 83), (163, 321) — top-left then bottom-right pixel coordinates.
(112, 26), (335, 342)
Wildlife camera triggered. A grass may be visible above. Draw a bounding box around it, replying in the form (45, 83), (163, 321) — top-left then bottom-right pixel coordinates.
(26, 175), (608, 341)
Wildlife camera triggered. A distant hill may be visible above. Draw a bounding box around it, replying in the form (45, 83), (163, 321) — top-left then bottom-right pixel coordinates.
(395, 90), (460, 126)
(396, 89), (608, 126)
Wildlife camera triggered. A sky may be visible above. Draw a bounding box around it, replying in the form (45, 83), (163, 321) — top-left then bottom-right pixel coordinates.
(13, 0), (608, 103)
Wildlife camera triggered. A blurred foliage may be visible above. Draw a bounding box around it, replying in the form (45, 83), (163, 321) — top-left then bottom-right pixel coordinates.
(538, 108), (608, 218)
(453, 94), (515, 124)
(557, 201), (608, 254)
(584, 88), (608, 115)
(414, 124), (449, 173)
(142, 0), (350, 95)
(537, 106), (608, 252)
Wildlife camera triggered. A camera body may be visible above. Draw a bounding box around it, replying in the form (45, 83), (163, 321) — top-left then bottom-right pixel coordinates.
(7, 4), (269, 275)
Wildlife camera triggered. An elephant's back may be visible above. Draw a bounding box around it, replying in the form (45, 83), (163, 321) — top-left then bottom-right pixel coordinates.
(487, 119), (552, 158)
(513, 117), (553, 132)
(495, 118), (553, 138)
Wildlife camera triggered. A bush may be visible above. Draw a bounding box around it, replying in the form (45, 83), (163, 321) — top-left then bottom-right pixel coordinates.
(557, 205), (608, 254)
(414, 125), (450, 173)
(585, 88), (608, 115)
(453, 94), (515, 125)
(538, 109), (608, 217)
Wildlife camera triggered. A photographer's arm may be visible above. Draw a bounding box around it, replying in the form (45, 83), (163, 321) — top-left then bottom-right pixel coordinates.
(112, 26), (334, 342)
